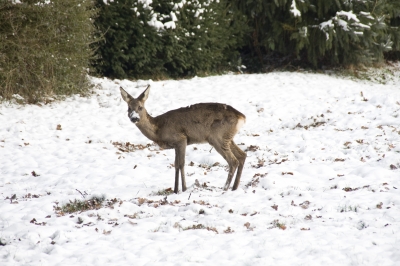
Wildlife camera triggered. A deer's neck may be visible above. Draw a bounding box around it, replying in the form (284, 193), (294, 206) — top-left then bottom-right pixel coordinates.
(135, 111), (159, 142)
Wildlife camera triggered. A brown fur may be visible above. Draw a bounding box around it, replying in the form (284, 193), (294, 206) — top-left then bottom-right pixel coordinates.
(120, 85), (246, 193)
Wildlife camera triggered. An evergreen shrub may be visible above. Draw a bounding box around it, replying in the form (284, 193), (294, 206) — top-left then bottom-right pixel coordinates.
(233, 0), (400, 70)
(93, 0), (246, 79)
(0, 0), (97, 103)
(384, 2), (400, 61)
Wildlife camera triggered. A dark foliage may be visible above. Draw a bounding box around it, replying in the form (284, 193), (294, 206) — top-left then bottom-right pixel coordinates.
(0, 0), (97, 103)
(92, 0), (247, 79)
(233, 0), (400, 70)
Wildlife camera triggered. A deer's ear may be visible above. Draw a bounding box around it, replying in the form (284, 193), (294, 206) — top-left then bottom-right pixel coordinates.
(120, 87), (132, 103)
(138, 85), (150, 102)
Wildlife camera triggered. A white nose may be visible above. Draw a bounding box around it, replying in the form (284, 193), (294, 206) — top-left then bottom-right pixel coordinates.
(129, 111), (140, 123)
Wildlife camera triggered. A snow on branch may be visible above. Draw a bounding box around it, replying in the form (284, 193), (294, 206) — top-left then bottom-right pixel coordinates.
(319, 10), (372, 40)
(290, 0), (301, 18)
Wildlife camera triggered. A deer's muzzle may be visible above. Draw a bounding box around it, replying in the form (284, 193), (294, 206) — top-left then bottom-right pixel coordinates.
(129, 111), (140, 123)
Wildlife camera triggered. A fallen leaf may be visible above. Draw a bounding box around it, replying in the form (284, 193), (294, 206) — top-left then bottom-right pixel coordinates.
(31, 171), (39, 177)
(300, 201), (310, 209)
(304, 215), (312, 220)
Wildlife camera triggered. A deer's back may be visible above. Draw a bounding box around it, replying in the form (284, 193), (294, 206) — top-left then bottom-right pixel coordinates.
(154, 103), (245, 145)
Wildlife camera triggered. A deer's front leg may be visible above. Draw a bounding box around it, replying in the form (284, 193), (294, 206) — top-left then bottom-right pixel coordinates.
(174, 164), (179, 194)
(174, 139), (187, 193)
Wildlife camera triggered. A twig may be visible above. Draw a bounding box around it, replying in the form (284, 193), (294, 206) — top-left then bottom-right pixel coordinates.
(188, 192), (192, 200)
(371, 0), (378, 14)
(76, 189), (86, 199)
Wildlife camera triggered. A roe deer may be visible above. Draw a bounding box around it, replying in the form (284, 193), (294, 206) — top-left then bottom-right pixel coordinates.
(120, 85), (246, 194)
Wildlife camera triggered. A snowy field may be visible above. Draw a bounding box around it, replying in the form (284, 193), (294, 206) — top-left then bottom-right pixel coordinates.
(1, 70), (400, 265)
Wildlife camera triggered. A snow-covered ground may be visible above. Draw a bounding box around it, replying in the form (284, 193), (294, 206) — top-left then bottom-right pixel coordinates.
(1, 70), (400, 265)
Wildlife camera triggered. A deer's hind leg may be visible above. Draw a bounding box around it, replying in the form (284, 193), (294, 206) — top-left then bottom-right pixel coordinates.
(230, 141), (246, 190)
(209, 138), (239, 191)
(174, 139), (187, 193)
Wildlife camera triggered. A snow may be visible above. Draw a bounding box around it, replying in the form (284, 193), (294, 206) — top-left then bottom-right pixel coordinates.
(337, 19), (349, 31)
(337, 11), (360, 22)
(163, 21), (176, 30)
(1, 70), (400, 265)
(360, 11), (374, 20)
(138, 0), (153, 6)
(170, 11), (178, 22)
(320, 20), (334, 29)
(290, 0), (301, 17)
(319, 19), (334, 40)
(148, 14), (164, 29)
(319, 10), (373, 39)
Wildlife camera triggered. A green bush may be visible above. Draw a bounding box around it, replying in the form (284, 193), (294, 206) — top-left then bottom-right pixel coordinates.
(0, 0), (97, 103)
(93, 0), (246, 79)
(384, 2), (400, 61)
(233, 0), (400, 70)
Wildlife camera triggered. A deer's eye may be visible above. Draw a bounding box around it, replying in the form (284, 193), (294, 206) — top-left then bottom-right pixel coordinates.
(138, 106), (143, 111)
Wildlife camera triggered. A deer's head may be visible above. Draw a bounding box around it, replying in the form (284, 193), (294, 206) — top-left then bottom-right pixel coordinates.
(120, 85), (150, 124)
